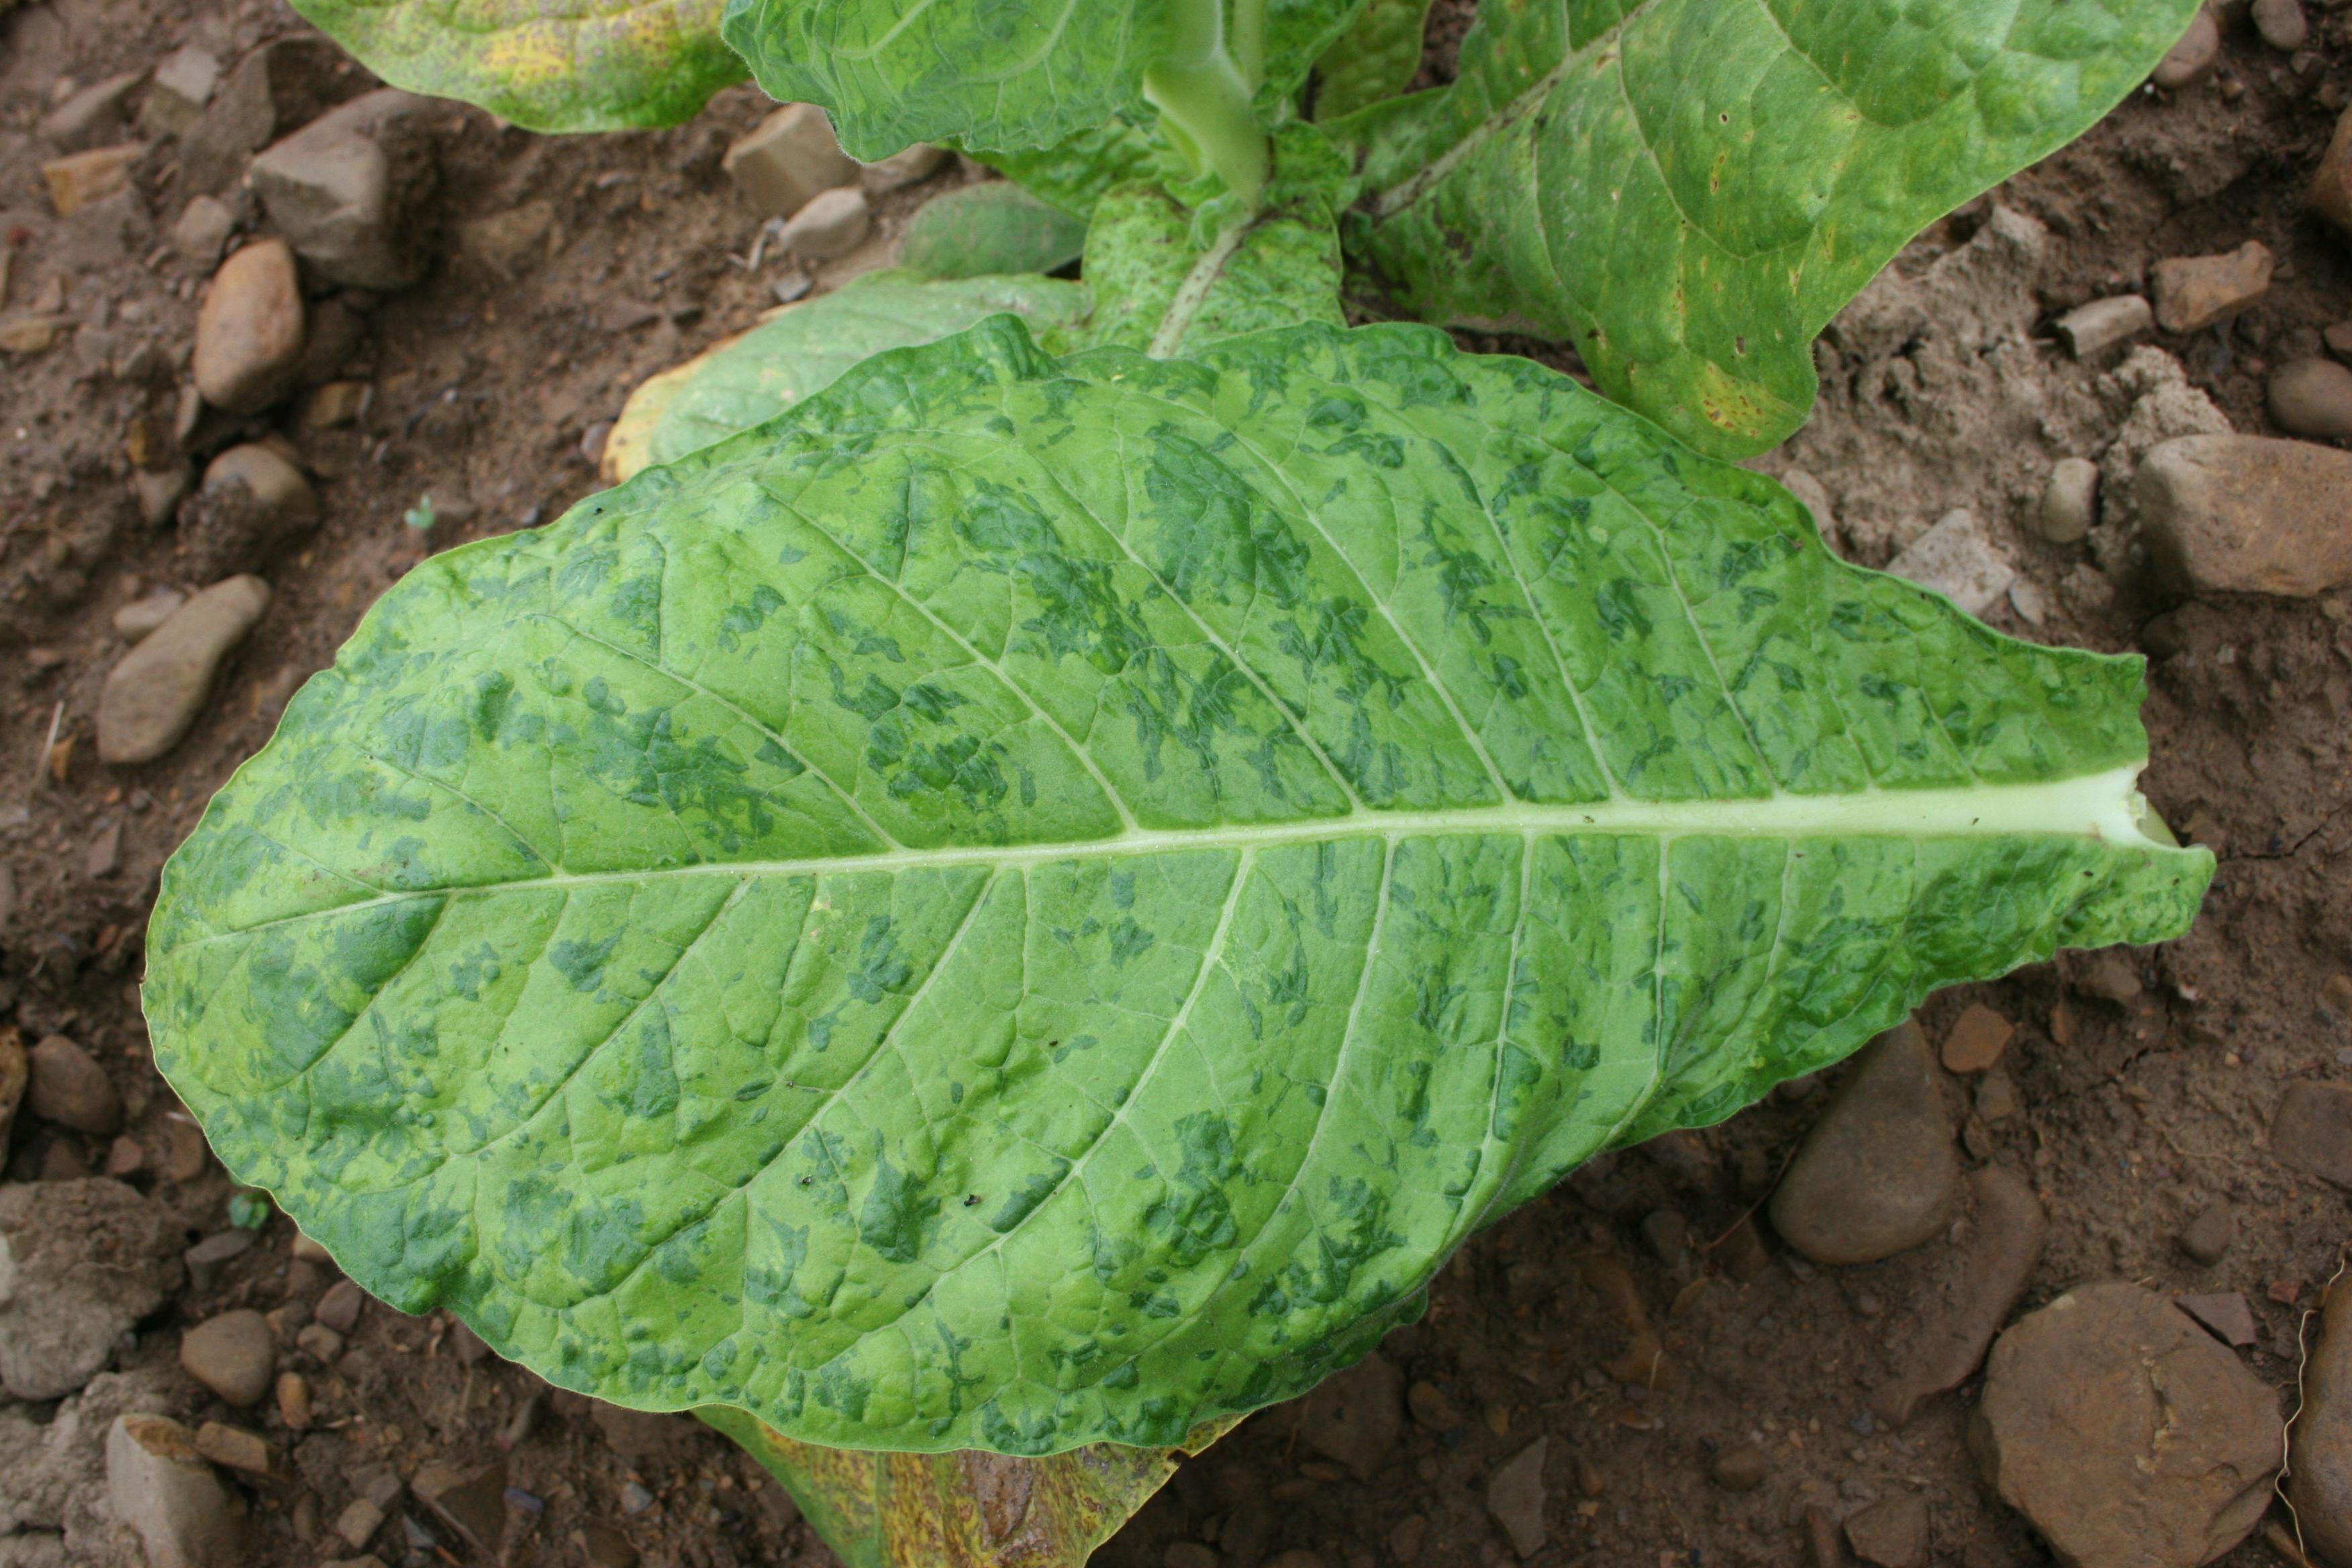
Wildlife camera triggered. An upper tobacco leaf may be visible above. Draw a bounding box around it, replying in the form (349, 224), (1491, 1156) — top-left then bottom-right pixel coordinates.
(146, 319), (2205, 1455)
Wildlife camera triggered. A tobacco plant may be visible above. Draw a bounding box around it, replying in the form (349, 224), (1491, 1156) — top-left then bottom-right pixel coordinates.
(147, 2), (2210, 1562)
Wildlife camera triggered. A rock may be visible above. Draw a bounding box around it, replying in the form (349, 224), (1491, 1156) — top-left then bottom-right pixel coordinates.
(2151, 6), (2220, 89)
(2269, 359), (2352, 442)
(0, 1029), (24, 1155)
(1845, 1494), (1928, 1567)
(0, 1179), (184, 1399)
(193, 240), (303, 413)
(2291, 1277), (2352, 1565)
(96, 575), (271, 765)
(1769, 1022), (1959, 1266)
(411, 1459), (506, 1555)
(177, 35), (364, 197)
(1711, 1444), (1767, 1492)
(1971, 1283), (2277, 1568)
(1940, 1003), (2014, 1074)
(583, 1524), (639, 1568)
(2176, 1292), (2257, 1348)
(724, 103), (859, 219)
(275, 1371), (311, 1430)
(777, 186), (871, 262)
(146, 46), (222, 136)
(185, 444), (318, 579)
(314, 1278), (363, 1333)
(2152, 242), (2273, 336)
(44, 72), (148, 151)
(2053, 295), (2152, 359)
(2139, 435), (2352, 598)
(1718, 1214), (1771, 1281)
(1485, 1437), (1547, 1559)
(251, 89), (438, 289)
(107, 1414), (247, 1568)
(169, 195), (235, 269)
(294, 296), (364, 385)
(135, 466), (191, 528)
(333, 1497), (384, 1551)
(2272, 1081), (2352, 1186)
(863, 142), (949, 193)
(2179, 1200), (2237, 1266)
(1885, 509), (2014, 616)
(2254, 0), (2310, 50)
(1300, 1353), (1401, 1481)
(115, 589), (188, 642)
(1868, 1165), (2049, 1427)
(27, 1034), (122, 1135)
(42, 143), (144, 217)
(456, 201), (554, 279)
(181, 1229), (254, 1293)
(0, 313), (75, 354)
(2036, 458), (2100, 544)
(301, 380), (369, 428)
(177, 1310), (275, 1407)
(1407, 1379), (1461, 1431)
(2312, 108), (2352, 238)
(192, 1421), (276, 1477)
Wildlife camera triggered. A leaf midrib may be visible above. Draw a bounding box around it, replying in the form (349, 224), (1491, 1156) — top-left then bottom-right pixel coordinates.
(175, 765), (2157, 951)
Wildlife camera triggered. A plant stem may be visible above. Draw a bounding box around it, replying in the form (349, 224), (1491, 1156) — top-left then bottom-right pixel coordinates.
(1143, 0), (1267, 208)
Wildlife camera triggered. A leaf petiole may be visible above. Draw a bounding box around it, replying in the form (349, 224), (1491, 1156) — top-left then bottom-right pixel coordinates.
(1143, 0), (1267, 207)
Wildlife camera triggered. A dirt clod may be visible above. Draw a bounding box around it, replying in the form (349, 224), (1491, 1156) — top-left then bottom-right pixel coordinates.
(0, 1178), (183, 1400)
(1844, 1493), (1928, 1568)
(2271, 1081), (2352, 1185)
(1483, 1437), (1546, 1559)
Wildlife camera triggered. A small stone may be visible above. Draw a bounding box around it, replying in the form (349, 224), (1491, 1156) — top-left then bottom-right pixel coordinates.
(1299, 1353), (1401, 1481)
(250, 89), (438, 289)
(1885, 509), (2014, 616)
(583, 1524), (640, 1568)
(2036, 458), (2100, 544)
(28, 1034), (122, 1134)
(620, 1480), (655, 1516)
(1845, 1493), (1928, 1568)
(1971, 1283), (2277, 1568)
(2254, 0), (2309, 51)
(178, 36), (363, 197)
(2272, 1082), (2352, 1186)
(456, 200), (554, 279)
(116, 588), (189, 641)
(0, 1029), (24, 1154)
(2177, 1292), (2257, 1347)
(777, 186), (871, 262)
(1710, 1444), (1767, 1492)
(107, 1414), (248, 1568)
(2139, 434), (2352, 598)
(42, 142), (144, 217)
(187, 443), (320, 579)
(291, 1228), (334, 1264)
(1868, 1165), (2049, 1428)
(97, 575), (271, 765)
(195, 1420), (277, 1476)
(87, 819), (121, 879)
(276, 1371), (312, 1430)
(411, 1459), (507, 1555)
(44, 71), (149, 152)
(1769, 1022), (1959, 1267)
(334, 1497), (385, 1551)
(2152, 6), (2220, 89)
(1484, 1437), (1547, 1559)
(0, 1178), (185, 1399)
(2054, 295), (2153, 360)
(182, 1227), (256, 1292)
(1387, 1517), (1428, 1561)
(147, 45), (222, 136)
(295, 1322), (344, 1363)
(1717, 1214), (1771, 1281)
(2269, 358), (2352, 442)
(314, 1278), (364, 1333)
(0, 314), (75, 354)
(2291, 1275), (2352, 1563)
(1407, 1379), (1461, 1431)
(193, 239), (304, 413)
(179, 1309), (275, 1406)
(1642, 1208), (1690, 1265)
(863, 142), (950, 193)
(2152, 242), (2273, 336)
(725, 103), (858, 219)
(2313, 108), (2352, 238)
(170, 194), (236, 268)
(301, 379), (370, 428)
(1939, 1004), (2014, 1075)
(2179, 1202), (2236, 1265)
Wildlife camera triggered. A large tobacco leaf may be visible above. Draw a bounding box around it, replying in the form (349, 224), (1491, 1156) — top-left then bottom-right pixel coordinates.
(290, 0), (745, 131)
(147, 318), (2206, 1457)
(1339, 0), (2200, 458)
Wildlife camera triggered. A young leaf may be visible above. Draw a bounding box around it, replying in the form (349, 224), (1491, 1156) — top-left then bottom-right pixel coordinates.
(701, 1405), (1237, 1567)
(1075, 185), (1345, 357)
(897, 186), (1092, 282)
(1340, 0), (2202, 458)
(146, 318), (2206, 1457)
(604, 272), (1091, 481)
(964, 123), (1171, 222)
(291, 0), (746, 132)
(1311, 0), (1432, 121)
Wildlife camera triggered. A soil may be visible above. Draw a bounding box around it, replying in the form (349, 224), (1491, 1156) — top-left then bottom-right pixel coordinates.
(1, 1), (2349, 1566)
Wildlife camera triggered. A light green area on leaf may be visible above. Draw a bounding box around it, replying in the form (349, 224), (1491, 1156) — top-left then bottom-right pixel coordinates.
(967, 124), (1171, 222)
(897, 186), (1091, 282)
(1338, 0), (2201, 458)
(289, 0), (745, 131)
(146, 317), (2206, 1459)
(1074, 186), (1345, 357)
(1312, 0), (1431, 120)
(702, 1404), (1238, 1567)
(619, 272), (1089, 475)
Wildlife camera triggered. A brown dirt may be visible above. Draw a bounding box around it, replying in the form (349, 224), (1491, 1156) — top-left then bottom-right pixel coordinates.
(1, 1), (2348, 1566)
